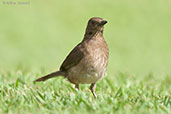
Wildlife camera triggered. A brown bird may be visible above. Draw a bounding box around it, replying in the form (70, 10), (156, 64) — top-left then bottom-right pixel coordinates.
(34, 17), (109, 98)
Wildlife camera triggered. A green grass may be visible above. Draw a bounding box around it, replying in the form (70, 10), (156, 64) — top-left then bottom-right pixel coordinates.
(0, 0), (171, 113)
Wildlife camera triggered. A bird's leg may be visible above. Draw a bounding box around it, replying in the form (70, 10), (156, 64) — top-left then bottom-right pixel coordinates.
(90, 83), (97, 98)
(75, 84), (80, 90)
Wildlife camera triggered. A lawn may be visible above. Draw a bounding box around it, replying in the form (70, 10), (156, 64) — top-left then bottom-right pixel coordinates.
(0, 0), (171, 113)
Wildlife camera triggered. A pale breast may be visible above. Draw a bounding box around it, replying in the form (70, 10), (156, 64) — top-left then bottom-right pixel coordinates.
(67, 44), (108, 84)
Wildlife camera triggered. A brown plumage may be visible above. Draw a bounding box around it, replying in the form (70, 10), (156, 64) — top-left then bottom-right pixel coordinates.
(34, 17), (109, 98)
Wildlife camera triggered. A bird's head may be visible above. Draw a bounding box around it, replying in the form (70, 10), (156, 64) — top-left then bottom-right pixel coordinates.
(86, 17), (107, 35)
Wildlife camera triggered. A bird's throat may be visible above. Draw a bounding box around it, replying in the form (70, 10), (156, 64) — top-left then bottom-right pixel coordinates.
(83, 30), (103, 41)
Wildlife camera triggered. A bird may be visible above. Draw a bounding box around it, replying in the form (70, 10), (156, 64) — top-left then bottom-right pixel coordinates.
(34, 17), (109, 98)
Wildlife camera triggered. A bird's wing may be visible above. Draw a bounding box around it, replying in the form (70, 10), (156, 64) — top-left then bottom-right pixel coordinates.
(60, 43), (84, 72)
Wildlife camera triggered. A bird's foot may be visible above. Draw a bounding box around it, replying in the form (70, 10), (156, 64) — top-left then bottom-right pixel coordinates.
(90, 83), (97, 98)
(75, 84), (80, 91)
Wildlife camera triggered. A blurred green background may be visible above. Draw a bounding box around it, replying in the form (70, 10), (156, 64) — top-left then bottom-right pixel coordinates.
(0, 0), (171, 113)
(0, 0), (171, 76)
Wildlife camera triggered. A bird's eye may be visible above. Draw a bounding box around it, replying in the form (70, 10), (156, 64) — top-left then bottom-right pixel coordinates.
(89, 32), (93, 35)
(91, 21), (95, 25)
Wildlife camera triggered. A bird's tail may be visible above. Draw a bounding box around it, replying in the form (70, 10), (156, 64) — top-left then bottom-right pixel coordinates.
(34, 71), (65, 82)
